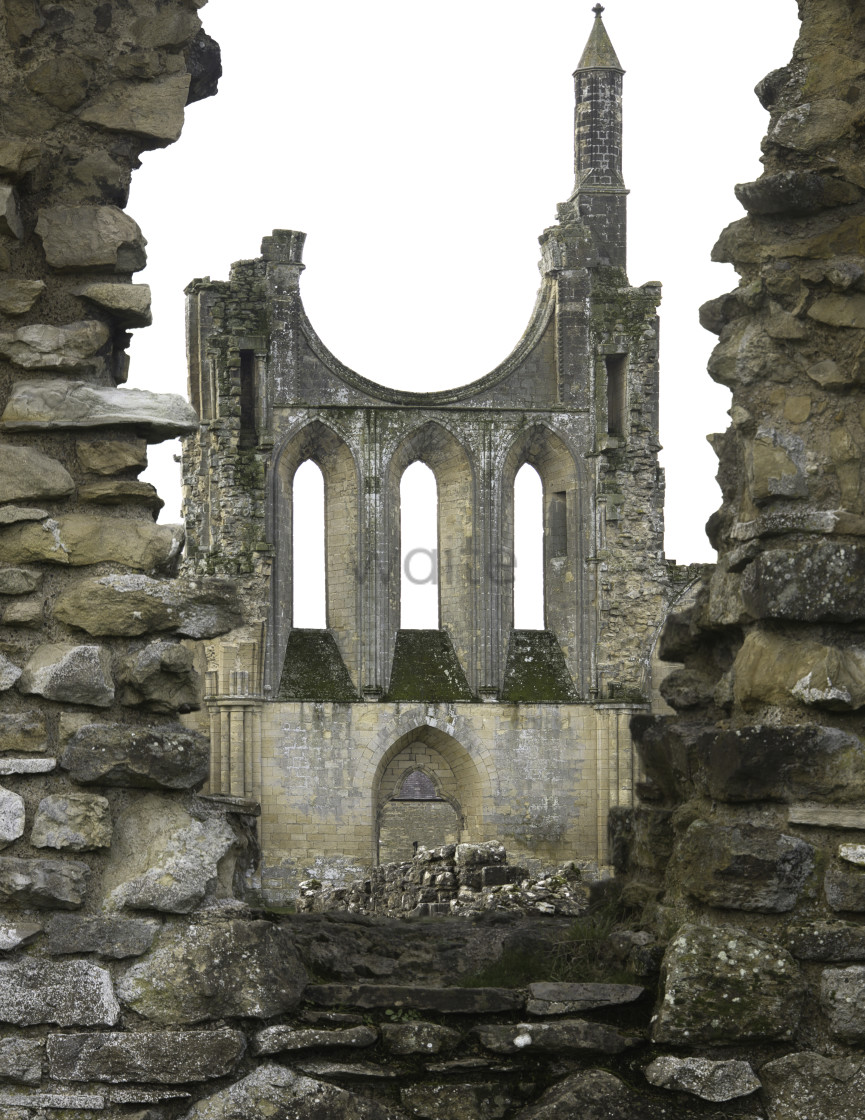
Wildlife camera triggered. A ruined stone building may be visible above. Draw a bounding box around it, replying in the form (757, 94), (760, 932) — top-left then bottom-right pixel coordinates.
(181, 10), (696, 901)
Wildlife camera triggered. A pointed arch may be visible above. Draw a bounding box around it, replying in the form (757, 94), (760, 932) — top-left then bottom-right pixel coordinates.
(272, 419), (361, 691)
(501, 424), (588, 694)
(384, 421), (476, 691)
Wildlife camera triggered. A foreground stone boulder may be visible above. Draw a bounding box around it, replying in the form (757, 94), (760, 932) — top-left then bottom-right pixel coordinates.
(181, 1063), (405, 1119)
(61, 723), (209, 789)
(18, 643), (114, 706)
(0, 959), (119, 1026)
(760, 1051), (865, 1120)
(653, 924), (804, 1043)
(644, 1055), (760, 1102)
(117, 921), (308, 1024)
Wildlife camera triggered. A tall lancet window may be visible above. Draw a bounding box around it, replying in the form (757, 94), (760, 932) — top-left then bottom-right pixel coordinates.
(400, 461), (438, 629)
(292, 460), (326, 628)
(514, 463), (544, 629)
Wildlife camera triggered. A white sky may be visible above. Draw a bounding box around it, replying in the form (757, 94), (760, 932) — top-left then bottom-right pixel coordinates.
(128, 0), (801, 578)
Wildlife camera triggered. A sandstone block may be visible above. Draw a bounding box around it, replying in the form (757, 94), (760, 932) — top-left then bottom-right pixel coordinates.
(53, 573), (239, 637)
(129, 7), (202, 47)
(769, 98), (857, 153)
(516, 1069), (722, 1120)
(35, 205), (146, 272)
(808, 292), (865, 329)
(0, 568), (41, 596)
(820, 966), (865, 1041)
(653, 924), (803, 1043)
(0, 444), (74, 502)
(61, 722), (209, 789)
(733, 630), (865, 711)
(3, 597), (42, 628)
(0, 514), (182, 572)
(25, 55), (91, 110)
(107, 814), (235, 913)
(747, 428), (807, 503)
(0, 505), (48, 525)
(694, 724), (865, 803)
(0, 279), (44, 315)
(0, 856), (90, 909)
(0, 1038), (43, 1085)
(31, 793), (112, 851)
(525, 981), (644, 1016)
(742, 542), (865, 623)
(253, 1025), (377, 1054)
(0, 320), (109, 371)
(79, 74), (191, 146)
(181, 1064), (400, 1120)
(0, 922), (42, 952)
(0, 185), (23, 239)
(0, 958), (119, 1025)
(78, 437), (147, 475)
(825, 861), (865, 912)
(79, 282), (152, 327)
(305, 983), (523, 1014)
(401, 1082), (514, 1120)
(79, 481), (162, 513)
(47, 1028), (245, 1083)
(673, 821), (814, 912)
(18, 643), (114, 707)
(2, 379), (198, 440)
(760, 1051), (865, 1120)
(735, 170), (862, 215)
(0, 139), (37, 178)
(455, 841), (506, 868)
(381, 1021), (460, 1055)
(48, 914), (158, 959)
(117, 920), (308, 1024)
(0, 758), (55, 775)
(476, 1019), (635, 1056)
(644, 1056), (760, 1102)
(0, 785), (25, 848)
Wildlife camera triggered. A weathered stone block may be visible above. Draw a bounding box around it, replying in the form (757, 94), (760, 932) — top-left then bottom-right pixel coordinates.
(0, 185), (23, 238)
(31, 793), (112, 851)
(735, 170), (862, 215)
(77, 437), (148, 475)
(820, 966), (865, 1041)
(0, 856), (89, 909)
(35, 205), (147, 272)
(0, 1038), (43, 1085)
(117, 921), (308, 1023)
(0, 444), (74, 503)
(0, 922), (42, 952)
(525, 981), (644, 1017)
(825, 861), (865, 912)
(0, 569), (41, 596)
(0, 785), (25, 848)
(46, 1028), (245, 1083)
(787, 921), (865, 961)
(79, 74), (191, 145)
(515, 1068), (711, 1120)
(693, 724), (865, 803)
(475, 1019), (636, 1055)
(0, 279), (44, 315)
(47, 914), (158, 959)
(181, 1063), (400, 1120)
(61, 722), (209, 789)
(0, 653), (22, 690)
(304, 984), (522, 1014)
(0, 757), (55, 775)
(733, 630), (865, 711)
(401, 1082), (515, 1120)
(53, 573), (239, 638)
(78, 282), (152, 327)
(644, 1056), (760, 1102)
(760, 1051), (865, 1120)
(116, 639), (201, 713)
(653, 924), (803, 1043)
(742, 543), (865, 623)
(673, 821), (814, 912)
(0, 514), (182, 572)
(0, 958), (119, 1026)
(381, 1022), (460, 1055)
(0, 320), (109, 371)
(2, 380), (198, 439)
(253, 1025), (377, 1054)
(18, 643), (114, 707)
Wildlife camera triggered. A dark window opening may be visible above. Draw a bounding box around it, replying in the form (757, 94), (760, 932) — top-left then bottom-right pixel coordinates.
(606, 354), (627, 437)
(395, 770), (441, 801)
(239, 349), (257, 447)
(549, 491), (567, 557)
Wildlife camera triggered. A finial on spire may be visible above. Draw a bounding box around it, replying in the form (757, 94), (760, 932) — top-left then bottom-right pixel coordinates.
(592, 4), (605, 16)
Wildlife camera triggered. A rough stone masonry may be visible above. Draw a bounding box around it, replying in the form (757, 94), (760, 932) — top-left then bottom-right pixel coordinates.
(0, 1), (862, 1119)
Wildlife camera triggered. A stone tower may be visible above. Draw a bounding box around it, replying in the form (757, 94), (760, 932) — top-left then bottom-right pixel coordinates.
(181, 8), (694, 902)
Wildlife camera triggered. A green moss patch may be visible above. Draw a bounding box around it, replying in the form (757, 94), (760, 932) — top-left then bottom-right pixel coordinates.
(501, 630), (578, 702)
(386, 630), (473, 701)
(276, 629), (358, 701)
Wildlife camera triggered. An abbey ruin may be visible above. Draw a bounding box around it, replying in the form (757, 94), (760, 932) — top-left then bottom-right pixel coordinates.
(0, 1), (864, 1117)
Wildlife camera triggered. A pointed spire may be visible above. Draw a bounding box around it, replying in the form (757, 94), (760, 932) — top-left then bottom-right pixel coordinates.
(577, 4), (623, 72)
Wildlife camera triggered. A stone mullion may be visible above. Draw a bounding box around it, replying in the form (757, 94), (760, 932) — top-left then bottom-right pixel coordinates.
(360, 413), (385, 696)
(477, 425), (501, 695)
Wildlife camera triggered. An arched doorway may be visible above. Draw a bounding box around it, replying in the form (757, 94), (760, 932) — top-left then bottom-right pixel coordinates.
(376, 740), (463, 864)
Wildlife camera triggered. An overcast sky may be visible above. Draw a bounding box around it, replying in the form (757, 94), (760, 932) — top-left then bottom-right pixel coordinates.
(128, 0), (801, 576)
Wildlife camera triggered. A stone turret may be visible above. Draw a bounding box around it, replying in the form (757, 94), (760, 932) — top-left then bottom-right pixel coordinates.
(568, 3), (627, 269)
